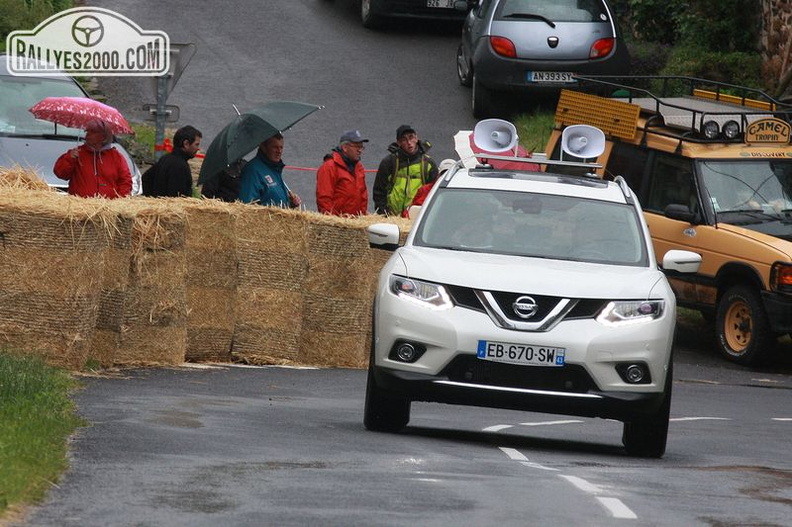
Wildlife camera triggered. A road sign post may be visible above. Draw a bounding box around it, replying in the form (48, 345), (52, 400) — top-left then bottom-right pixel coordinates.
(148, 42), (196, 159)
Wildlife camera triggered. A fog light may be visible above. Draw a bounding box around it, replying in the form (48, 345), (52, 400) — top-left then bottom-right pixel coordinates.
(616, 362), (651, 384)
(702, 120), (720, 139)
(723, 120), (740, 139)
(396, 343), (417, 362)
(625, 364), (645, 383)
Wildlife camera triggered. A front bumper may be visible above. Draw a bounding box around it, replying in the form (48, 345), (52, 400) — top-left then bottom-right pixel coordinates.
(762, 290), (792, 334)
(372, 364), (667, 421)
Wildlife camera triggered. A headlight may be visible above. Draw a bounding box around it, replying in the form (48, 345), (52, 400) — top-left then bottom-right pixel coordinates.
(596, 300), (664, 326)
(770, 262), (792, 294)
(389, 276), (453, 310)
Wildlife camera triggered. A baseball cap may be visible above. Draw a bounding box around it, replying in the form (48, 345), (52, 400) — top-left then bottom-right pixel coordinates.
(339, 130), (369, 144)
(396, 125), (416, 139)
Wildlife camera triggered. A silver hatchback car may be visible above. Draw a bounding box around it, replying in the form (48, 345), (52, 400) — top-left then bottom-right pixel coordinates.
(0, 54), (142, 194)
(457, 0), (630, 118)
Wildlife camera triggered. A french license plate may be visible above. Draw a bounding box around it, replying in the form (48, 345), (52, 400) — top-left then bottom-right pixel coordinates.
(477, 340), (565, 367)
(427, 0), (455, 7)
(528, 71), (576, 83)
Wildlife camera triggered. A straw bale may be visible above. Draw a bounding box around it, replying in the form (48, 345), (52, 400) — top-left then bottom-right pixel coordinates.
(234, 206), (307, 252)
(88, 328), (120, 367)
(0, 314), (91, 370)
(0, 166), (52, 191)
(0, 209), (107, 251)
(299, 329), (369, 368)
(235, 289), (302, 328)
(0, 247), (104, 298)
(237, 248), (307, 291)
(182, 200), (238, 250)
(114, 325), (186, 364)
(187, 327), (232, 362)
(300, 295), (372, 335)
(187, 286), (235, 327)
(95, 288), (125, 329)
(231, 325), (300, 363)
(305, 221), (369, 258)
(122, 285), (186, 326)
(187, 249), (237, 288)
(304, 248), (390, 300)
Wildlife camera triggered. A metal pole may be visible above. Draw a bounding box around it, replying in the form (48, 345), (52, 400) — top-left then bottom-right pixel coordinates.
(154, 74), (170, 160)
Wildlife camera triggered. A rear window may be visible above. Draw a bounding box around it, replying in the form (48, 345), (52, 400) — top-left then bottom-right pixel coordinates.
(496, 0), (609, 23)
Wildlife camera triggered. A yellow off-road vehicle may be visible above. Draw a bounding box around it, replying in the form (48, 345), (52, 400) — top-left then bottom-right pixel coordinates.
(545, 76), (792, 365)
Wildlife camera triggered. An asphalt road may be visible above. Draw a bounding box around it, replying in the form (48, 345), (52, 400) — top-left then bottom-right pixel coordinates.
(13, 333), (792, 527)
(93, 0), (480, 211)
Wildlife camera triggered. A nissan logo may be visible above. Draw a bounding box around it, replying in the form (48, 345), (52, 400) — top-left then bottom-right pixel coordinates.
(513, 296), (538, 319)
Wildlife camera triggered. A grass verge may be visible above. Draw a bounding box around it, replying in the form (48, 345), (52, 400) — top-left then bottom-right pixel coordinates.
(0, 351), (84, 518)
(513, 110), (555, 153)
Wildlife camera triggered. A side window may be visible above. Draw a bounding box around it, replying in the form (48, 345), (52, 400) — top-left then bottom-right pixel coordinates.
(476, 0), (494, 17)
(644, 154), (697, 214)
(607, 142), (648, 196)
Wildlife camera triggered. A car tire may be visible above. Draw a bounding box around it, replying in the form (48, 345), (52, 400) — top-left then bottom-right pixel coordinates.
(715, 285), (773, 365)
(363, 362), (411, 432)
(361, 0), (384, 29)
(456, 44), (473, 87)
(472, 74), (495, 119)
(622, 361), (672, 458)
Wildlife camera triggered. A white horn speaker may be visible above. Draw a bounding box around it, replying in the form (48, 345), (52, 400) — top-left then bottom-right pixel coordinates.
(473, 119), (519, 153)
(561, 124), (606, 159)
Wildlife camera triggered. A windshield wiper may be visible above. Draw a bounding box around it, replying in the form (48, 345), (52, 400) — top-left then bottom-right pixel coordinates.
(503, 13), (556, 28)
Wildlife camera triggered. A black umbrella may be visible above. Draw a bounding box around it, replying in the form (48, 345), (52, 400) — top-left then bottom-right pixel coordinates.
(198, 101), (323, 185)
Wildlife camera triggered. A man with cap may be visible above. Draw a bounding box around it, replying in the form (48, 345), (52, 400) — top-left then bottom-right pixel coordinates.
(373, 124), (438, 216)
(316, 130), (369, 216)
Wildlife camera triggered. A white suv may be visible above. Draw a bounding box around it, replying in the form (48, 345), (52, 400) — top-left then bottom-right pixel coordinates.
(365, 143), (701, 458)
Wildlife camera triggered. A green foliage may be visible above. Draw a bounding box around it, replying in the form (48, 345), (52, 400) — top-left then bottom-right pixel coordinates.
(0, 351), (84, 514)
(661, 46), (763, 88)
(0, 0), (74, 53)
(676, 0), (760, 52)
(627, 41), (673, 76)
(513, 111), (555, 153)
(624, 0), (685, 44)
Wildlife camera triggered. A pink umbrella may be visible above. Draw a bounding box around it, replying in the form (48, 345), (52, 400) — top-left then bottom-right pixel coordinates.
(29, 96), (134, 135)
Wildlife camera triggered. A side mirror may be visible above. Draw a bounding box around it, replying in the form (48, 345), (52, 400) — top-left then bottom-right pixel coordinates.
(367, 223), (400, 251)
(661, 250), (701, 274)
(664, 203), (697, 224)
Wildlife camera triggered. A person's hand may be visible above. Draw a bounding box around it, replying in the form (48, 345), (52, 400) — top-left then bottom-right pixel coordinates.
(288, 190), (302, 208)
(69, 148), (79, 159)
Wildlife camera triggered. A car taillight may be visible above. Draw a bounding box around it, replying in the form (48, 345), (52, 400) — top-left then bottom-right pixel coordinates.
(490, 36), (517, 58)
(590, 38), (615, 59)
(771, 262), (792, 293)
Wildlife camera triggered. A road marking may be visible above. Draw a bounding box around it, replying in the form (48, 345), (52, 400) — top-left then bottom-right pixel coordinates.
(559, 475), (602, 493)
(499, 447), (529, 461)
(597, 497), (638, 519)
(483, 424), (514, 432)
(772, 418), (792, 421)
(519, 419), (584, 426)
(520, 461), (559, 471)
(670, 417), (731, 422)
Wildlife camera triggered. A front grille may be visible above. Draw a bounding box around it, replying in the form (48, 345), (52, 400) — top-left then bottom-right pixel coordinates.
(446, 285), (485, 312)
(490, 291), (559, 321)
(442, 355), (595, 393)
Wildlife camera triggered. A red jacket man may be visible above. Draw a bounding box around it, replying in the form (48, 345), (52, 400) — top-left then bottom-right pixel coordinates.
(53, 119), (132, 198)
(316, 130), (369, 216)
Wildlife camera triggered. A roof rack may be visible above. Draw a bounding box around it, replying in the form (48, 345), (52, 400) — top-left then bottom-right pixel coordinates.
(573, 75), (792, 144)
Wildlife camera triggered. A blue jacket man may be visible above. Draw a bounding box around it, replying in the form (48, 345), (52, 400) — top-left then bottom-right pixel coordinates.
(239, 133), (300, 207)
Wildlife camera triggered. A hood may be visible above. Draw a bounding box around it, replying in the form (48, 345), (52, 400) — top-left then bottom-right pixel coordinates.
(0, 135), (142, 194)
(393, 246), (664, 299)
(0, 134), (80, 189)
(715, 222), (792, 257)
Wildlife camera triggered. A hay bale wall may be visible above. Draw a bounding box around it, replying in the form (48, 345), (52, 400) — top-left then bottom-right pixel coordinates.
(0, 172), (412, 370)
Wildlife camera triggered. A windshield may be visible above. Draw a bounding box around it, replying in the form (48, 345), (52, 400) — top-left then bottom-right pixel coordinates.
(497, 0), (608, 23)
(414, 188), (648, 266)
(0, 75), (85, 137)
(700, 160), (792, 219)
